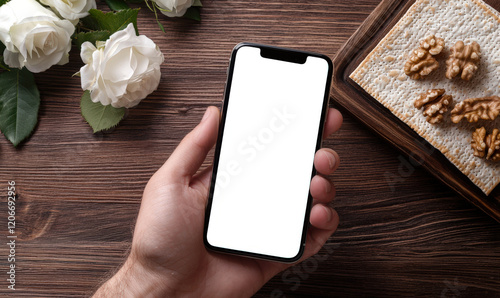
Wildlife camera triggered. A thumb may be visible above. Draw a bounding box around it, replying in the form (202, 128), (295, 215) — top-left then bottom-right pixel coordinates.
(160, 106), (220, 184)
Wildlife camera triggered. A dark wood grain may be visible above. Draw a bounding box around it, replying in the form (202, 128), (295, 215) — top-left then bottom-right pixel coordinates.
(331, 0), (500, 223)
(0, 0), (499, 297)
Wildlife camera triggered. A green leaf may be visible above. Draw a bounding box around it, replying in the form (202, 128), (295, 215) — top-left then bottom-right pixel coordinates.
(80, 90), (126, 133)
(183, 6), (201, 21)
(0, 0), (10, 7)
(80, 14), (101, 31)
(156, 19), (165, 33)
(104, 0), (129, 11)
(0, 68), (40, 147)
(193, 0), (202, 6)
(73, 30), (111, 48)
(87, 9), (140, 35)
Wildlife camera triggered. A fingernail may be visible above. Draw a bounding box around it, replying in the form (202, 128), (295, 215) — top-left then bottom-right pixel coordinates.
(201, 107), (211, 123)
(324, 151), (336, 170)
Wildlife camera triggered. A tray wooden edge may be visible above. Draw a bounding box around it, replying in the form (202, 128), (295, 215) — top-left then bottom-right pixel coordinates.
(330, 0), (500, 223)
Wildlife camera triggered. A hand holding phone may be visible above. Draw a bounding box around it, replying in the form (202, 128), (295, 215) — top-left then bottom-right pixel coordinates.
(94, 43), (342, 297)
(204, 43), (335, 262)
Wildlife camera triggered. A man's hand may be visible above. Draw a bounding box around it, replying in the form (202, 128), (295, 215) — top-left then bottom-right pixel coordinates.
(94, 106), (342, 297)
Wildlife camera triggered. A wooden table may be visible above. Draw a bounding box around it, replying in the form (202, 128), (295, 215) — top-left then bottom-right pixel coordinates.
(1, 0), (499, 296)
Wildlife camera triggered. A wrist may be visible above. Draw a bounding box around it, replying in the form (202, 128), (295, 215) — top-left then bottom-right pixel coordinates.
(93, 253), (176, 297)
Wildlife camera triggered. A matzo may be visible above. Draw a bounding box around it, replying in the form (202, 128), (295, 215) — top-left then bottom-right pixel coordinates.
(350, 0), (500, 195)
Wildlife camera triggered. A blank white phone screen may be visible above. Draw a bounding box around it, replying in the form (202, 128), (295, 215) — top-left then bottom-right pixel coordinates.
(206, 46), (330, 259)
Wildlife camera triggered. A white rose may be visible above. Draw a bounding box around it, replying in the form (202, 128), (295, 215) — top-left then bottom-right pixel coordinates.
(40, 0), (96, 23)
(80, 23), (164, 109)
(154, 0), (194, 17)
(0, 0), (74, 73)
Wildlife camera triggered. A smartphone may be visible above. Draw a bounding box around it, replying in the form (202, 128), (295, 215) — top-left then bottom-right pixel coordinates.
(203, 43), (333, 262)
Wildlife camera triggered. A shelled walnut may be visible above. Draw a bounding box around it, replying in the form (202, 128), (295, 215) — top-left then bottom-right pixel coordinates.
(414, 89), (453, 124)
(404, 35), (444, 80)
(419, 35), (445, 55)
(450, 96), (500, 123)
(471, 127), (500, 161)
(445, 41), (480, 80)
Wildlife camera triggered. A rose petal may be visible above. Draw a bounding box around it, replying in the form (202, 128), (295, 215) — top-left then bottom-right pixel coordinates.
(80, 42), (97, 65)
(103, 48), (135, 83)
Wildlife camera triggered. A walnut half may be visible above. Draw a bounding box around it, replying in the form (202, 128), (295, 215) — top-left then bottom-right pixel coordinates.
(404, 35), (444, 80)
(420, 35), (445, 56)
(450, 96), (500, 123)
(414, 89), (453, 124)
(471, 127), (500, 161)
(445, 41), (480, 80)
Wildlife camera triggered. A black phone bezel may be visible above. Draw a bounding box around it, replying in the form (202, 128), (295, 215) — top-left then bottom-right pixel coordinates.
(203, 42), (333, 263)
